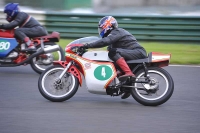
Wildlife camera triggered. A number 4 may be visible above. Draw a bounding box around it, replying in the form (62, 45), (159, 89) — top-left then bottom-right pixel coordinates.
(101, 67), (106, 78)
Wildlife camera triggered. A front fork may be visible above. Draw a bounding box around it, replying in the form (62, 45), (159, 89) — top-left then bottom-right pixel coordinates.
(56, 61), (73, 84)
(54, 60), (83, 86)
(58, 61), (73, 79)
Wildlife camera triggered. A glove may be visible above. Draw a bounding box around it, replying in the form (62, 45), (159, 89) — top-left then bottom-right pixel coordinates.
(83, 43), (89, 49)
(79, 43), (89, 49)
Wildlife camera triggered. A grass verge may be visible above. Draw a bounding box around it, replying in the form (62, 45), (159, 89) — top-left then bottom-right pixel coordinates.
(59, 39), (200, 65)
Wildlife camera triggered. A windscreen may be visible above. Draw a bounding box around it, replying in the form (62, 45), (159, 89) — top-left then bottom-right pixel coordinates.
(67, 36), (100, 46)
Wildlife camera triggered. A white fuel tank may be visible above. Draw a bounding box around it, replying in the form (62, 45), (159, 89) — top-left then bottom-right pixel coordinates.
(82, 51), (113, 62)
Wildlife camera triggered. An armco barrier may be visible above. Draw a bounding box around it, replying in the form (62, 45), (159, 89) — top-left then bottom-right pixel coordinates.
(0, 11), (200, 42)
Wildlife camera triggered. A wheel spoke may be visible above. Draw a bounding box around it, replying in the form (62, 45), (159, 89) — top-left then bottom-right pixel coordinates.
(41, 67), (76, 98)
(135, 69), (169, 101)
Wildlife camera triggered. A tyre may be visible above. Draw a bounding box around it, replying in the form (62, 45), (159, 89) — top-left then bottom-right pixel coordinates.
(38, 65), (79, 102)
(131, 67), (174, 106)
(30, 44), (65, 74)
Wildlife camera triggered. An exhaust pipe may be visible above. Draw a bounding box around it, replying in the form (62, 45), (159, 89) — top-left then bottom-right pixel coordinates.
(0, 45), (61, 67)
(44, 45), (60, 53)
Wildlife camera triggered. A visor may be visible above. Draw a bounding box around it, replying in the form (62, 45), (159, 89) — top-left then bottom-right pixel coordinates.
(98, 27), (105, 38)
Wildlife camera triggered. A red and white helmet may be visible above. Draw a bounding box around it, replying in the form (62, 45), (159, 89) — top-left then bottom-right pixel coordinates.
(98, 16), (118, 38)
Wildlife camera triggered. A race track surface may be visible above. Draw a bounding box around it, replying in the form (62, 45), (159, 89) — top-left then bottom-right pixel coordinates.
(0, 65), (200, 133)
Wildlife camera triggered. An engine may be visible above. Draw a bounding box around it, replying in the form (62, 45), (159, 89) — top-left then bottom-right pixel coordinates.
(0, 51), (18, 62)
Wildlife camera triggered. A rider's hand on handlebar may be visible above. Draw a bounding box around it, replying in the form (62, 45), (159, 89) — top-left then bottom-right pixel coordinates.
(77, 44), (89, 52)
(75, 44), (89, 54)
(80, 43), (89, 49)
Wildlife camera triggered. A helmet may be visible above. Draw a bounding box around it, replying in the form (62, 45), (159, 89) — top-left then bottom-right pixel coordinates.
(98, 16), (118, 38)
(4, 3), (19, 22)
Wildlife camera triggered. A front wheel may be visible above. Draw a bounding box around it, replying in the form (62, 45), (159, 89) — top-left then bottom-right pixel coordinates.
(30, 44), (65, 74)
(131, 67), (174, 106)
(38, 65), (79, 102)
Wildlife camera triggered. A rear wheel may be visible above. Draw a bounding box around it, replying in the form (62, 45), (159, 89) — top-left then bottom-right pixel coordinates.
(38, 65), (79, 102)
(131, 67), (174, 106)
(30, 44), (65, 74)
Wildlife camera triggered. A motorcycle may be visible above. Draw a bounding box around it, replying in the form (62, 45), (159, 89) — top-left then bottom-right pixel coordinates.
(0, 29), (65, 74)
(38, 36), (174, 106)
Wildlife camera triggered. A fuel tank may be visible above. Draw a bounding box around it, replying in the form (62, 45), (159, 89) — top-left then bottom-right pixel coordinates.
(0, 38), (18, 57)
(82, 51), (113, 62)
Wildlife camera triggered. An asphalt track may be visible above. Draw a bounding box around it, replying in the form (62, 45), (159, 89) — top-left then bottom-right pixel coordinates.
(0, 65), (200, 133)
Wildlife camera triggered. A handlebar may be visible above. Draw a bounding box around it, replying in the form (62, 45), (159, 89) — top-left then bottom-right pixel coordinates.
(77, 46), (87, 55)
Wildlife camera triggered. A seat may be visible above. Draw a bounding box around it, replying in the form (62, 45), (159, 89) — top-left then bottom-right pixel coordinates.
(33, 31), (60, 42)
(126, 52), (152, 64)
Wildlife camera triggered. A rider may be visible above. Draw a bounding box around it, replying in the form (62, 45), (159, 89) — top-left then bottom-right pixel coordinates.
(80, 16), (147, 99)
(0, 3), (48, 51)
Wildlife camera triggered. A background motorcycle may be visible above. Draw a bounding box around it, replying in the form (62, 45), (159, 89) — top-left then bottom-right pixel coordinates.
(38, 36), (174, 106)
(0, 29), (65, 74)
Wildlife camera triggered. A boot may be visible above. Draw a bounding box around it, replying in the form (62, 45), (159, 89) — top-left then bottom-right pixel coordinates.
(21, 37), (36, 52)
(116, 57), (135, 81)
(116, 57), (135, 99)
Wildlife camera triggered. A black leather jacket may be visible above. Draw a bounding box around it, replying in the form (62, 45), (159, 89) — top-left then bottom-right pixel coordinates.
(2, 12), (41, 29)
(88, 28), (143, 50)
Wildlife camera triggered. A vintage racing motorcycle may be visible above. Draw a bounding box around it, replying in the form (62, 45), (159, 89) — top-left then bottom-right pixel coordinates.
(38, 36), (174, 106)
(0, 29), (65, 74)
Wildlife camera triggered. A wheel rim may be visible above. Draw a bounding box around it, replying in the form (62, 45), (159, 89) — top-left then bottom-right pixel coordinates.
(41, 67), (76, 98)
(135, 70), (169, 101)
(33, 45), (62, 71)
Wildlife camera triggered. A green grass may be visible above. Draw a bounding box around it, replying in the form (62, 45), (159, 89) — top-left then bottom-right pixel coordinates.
(59, 39), (200, 65)
(140, 42), (200, 65)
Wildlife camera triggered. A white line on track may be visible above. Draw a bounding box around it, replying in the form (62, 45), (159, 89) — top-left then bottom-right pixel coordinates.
(169, 65), (200, 67)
